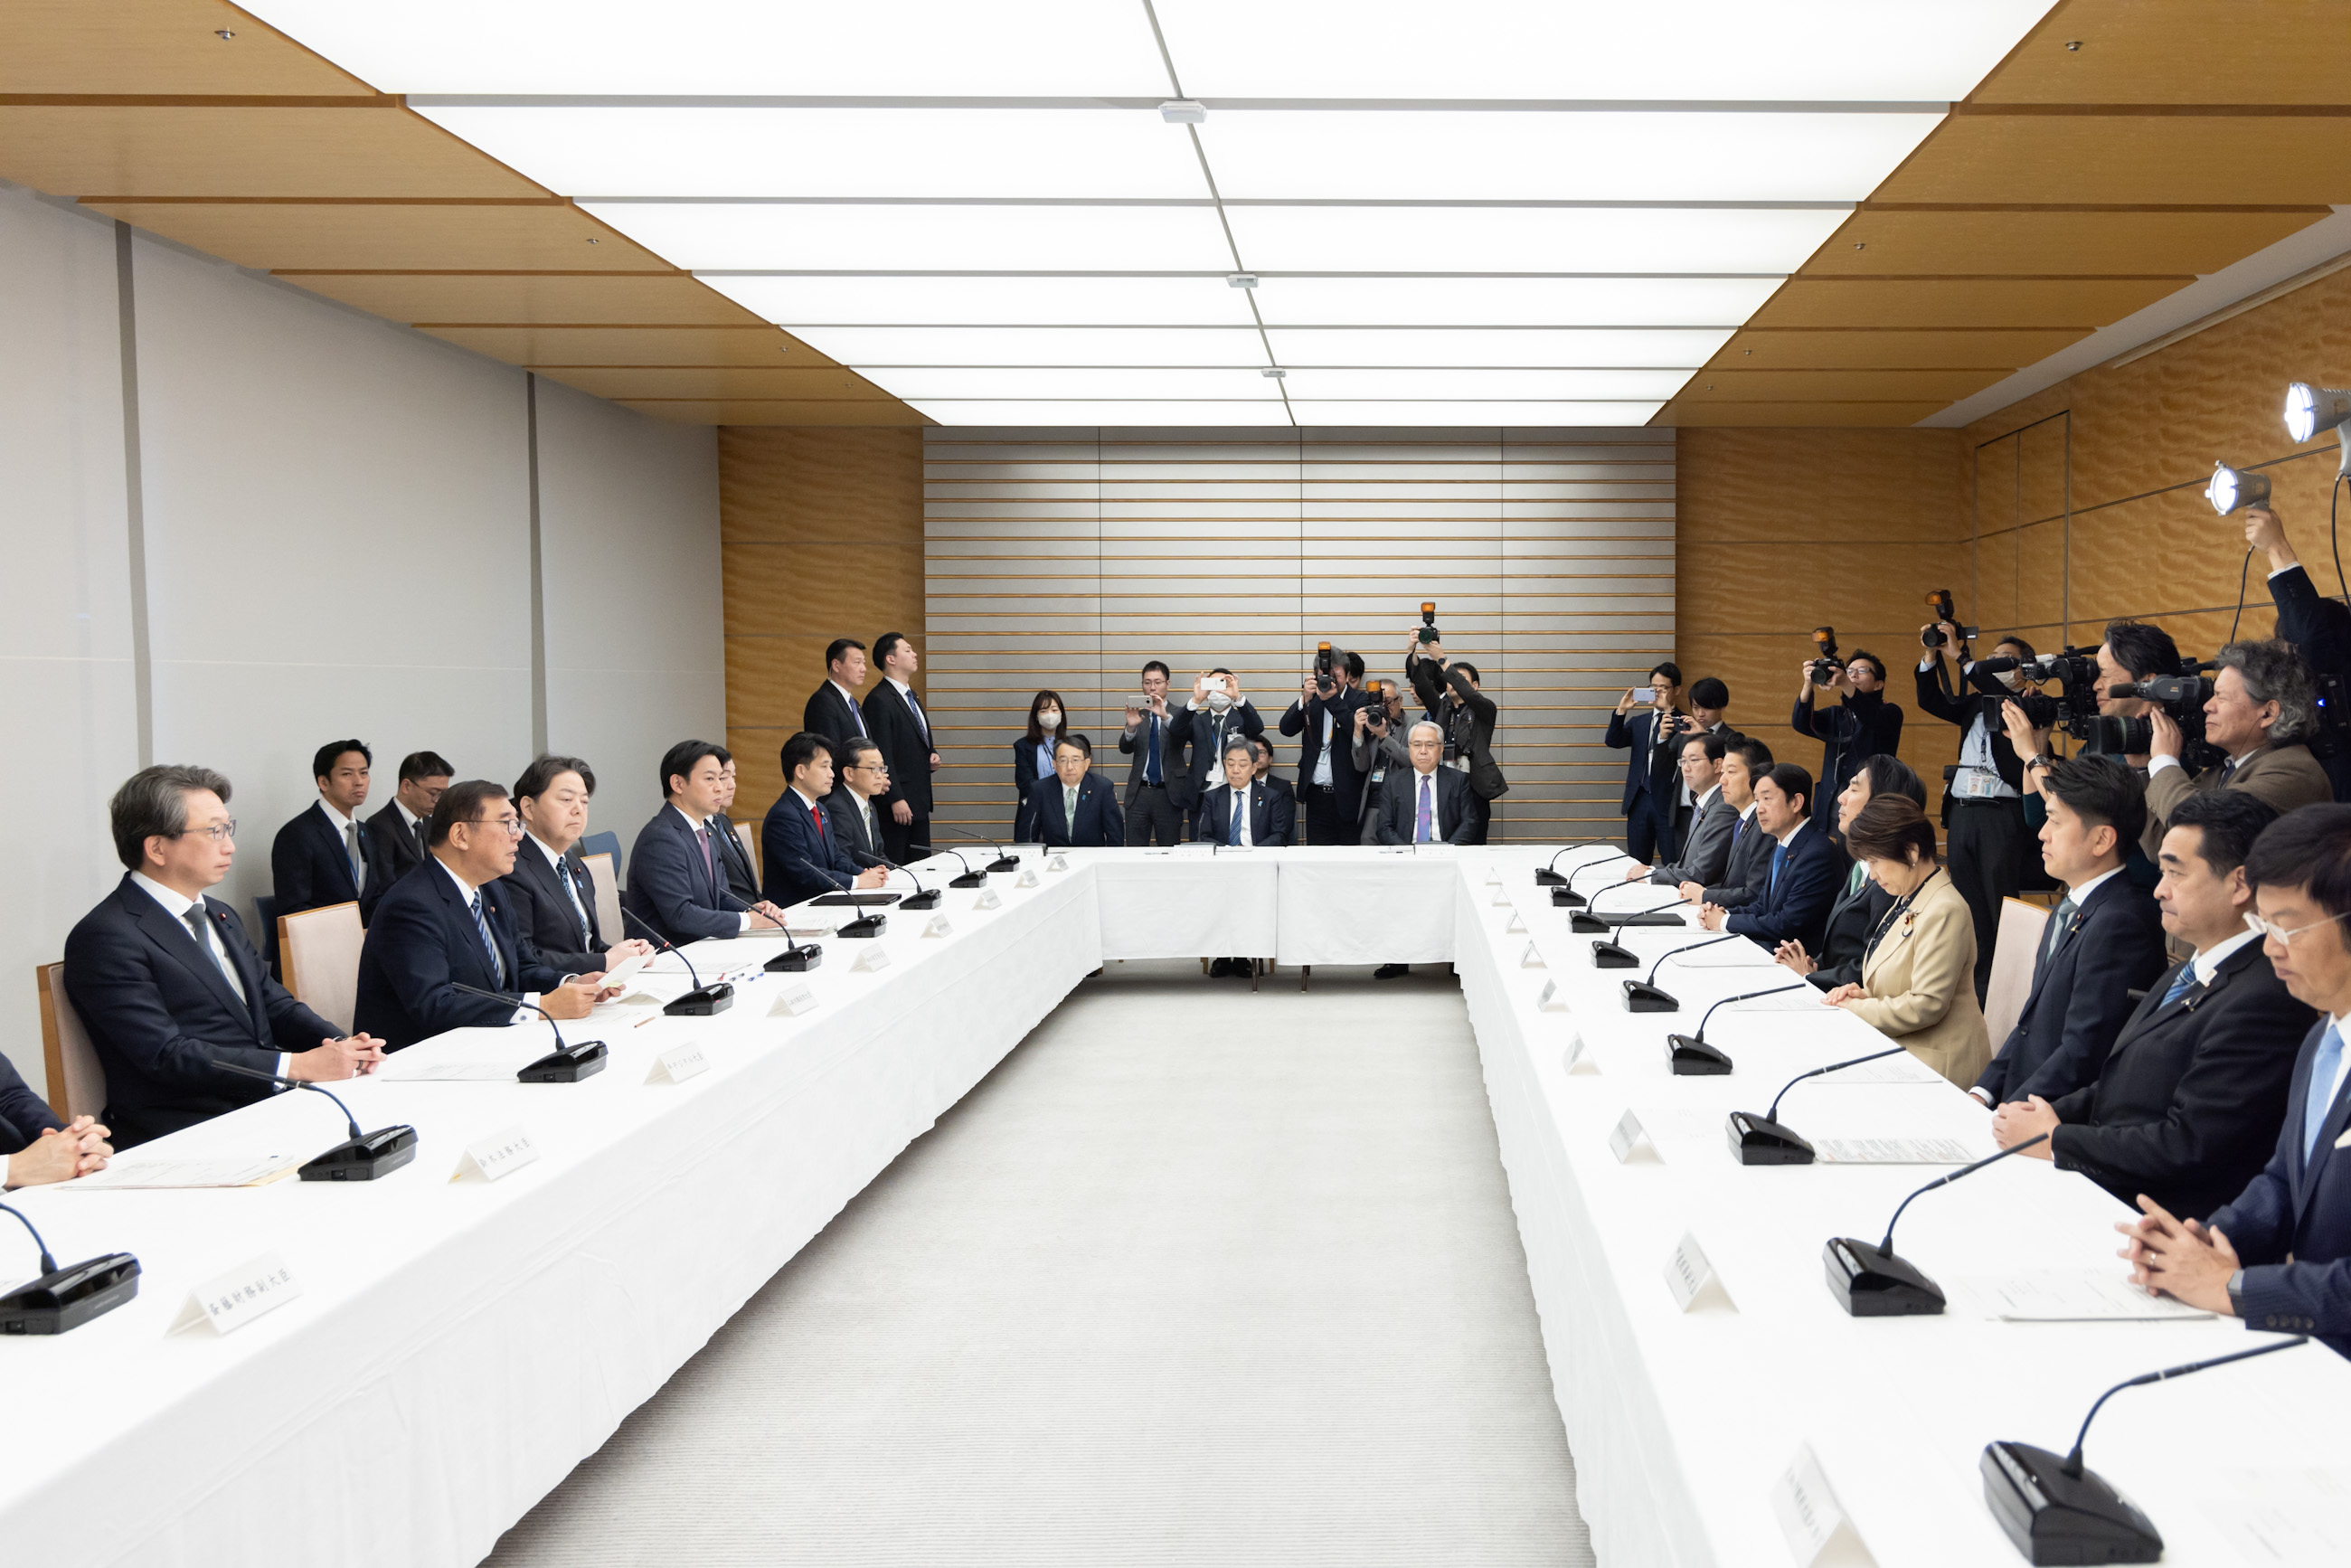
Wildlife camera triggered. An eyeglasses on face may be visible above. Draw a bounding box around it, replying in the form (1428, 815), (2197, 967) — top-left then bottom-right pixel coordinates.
(2245, 908), (2351, 946)
(175, 821), (237, 843)
(459, 816), (525, 837)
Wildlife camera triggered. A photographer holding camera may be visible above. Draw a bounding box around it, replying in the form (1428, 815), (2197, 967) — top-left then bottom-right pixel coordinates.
(1279, 644), (1372, 845)
(1916, 602), (2038, 998)
(2243, 502), (2351, 799)
(1405, 614), (1505, 845)
(1791, 628), (1902, 802)
(2142, 638), (2331, 856)
(1350, 679), (1410, 841)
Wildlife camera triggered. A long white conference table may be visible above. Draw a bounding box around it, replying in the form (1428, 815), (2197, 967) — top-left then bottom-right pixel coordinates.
(4, 844), (2346, 1568)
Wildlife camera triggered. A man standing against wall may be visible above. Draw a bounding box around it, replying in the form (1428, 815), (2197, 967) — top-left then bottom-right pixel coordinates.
(863, 631), (939, 861)
(1119, 661), (1186, 845)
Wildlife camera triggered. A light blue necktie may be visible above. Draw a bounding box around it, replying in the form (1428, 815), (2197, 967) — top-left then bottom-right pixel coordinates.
(2304, 1023), (2345, 1162)
(468, 890), (506, 987)
(1769, 840), (1788, 896)
(2158, 962), (2199, 1011)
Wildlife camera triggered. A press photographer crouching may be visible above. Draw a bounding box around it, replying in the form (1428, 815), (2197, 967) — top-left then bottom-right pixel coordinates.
(1916, 609), (2037, 998)
(1791, 628), (1903, 801)
(2141, 638), (2332, 859)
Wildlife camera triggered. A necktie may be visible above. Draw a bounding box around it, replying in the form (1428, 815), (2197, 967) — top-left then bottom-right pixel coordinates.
(845, 689), (867, 738)
(1846, 860), (1868, 898)
(2304, 1023), (2345, 1161)
(555, 855), (591, 945)
(862, 799), (874, 847)
(1416, 776), (1434, 843)
(903, 685), (930, 746)
(345, 819), (365, 888)
(1147, 716), (1162, 786)
(2158, 962), (2200, 1011)
(2045, 894), (2078, 961)
(1769, 840), (1788, 895)
(698, 820), (718, 894)
(1730, 814), (1746, 849)
(183, 904), (246, 1003)
(411, 817), (428, 857)
(1064, 785), (1079, 836)
(810, 801), (826, 842)
(1230, 789), (1245, 846)
(2219, 756), (2241, 784)
(468, 890), (505, 987)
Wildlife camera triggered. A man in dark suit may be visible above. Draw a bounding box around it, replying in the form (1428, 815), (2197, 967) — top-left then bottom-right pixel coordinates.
(2247, 502), (2351, 799)
(65, 765), (384, 1148)
(360, 749), (451, 921)
(763, 732), (892, 904)
(862, 631), (939, 861)
(1119, 661), (1187, 845)
(502, 754), (654, 978)
(1635, 732), (1733, 889)
(1168, 669), (1265, 822)
(1196, 735), (1296, 849)
(1996, 792), (2314, 1218)
(0, 1046), (109, 1186)
(802, 638), (872, 752)
(824, 736), (892, 868)
(1976, 755), (2170, 1108)
(355, 779), (617, 1051)
(1374, 722), (1478, 846)
(271, 739), (374, 931)
(1028, 734), (1125, 848)
(628, 740), (793, 945)
(710, 754), (760, 903)
(2122, 803), (2351, 1355)
(1697, 763), (1844, 953)
(1408, 638), (1506, 844)
(1685, 738), (1774, 908)
(1280, 649), (1374, 845)
(1605, 663), (1689, 864)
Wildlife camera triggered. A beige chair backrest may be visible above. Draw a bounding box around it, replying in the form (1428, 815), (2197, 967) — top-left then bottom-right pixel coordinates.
(279, 901), (364, 1034)
(1984, 896), (2053, 1051)
(733, 818), (760, 883)
(583, 852), (624, 945)
(37, 962), (107, 1123)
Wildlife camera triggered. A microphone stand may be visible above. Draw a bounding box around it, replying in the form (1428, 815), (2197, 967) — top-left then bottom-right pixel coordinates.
(1619, 930), (1743, 1010)
(796, 855), (887, 936)
(1725, 1045), (1905, 1164)
(1825, 1130), (2050, 1316)
(0, 1200), (139, 1335)
(212, 1058), (420, 1179)
(448, 981), (609, 1082)
(1551, 850), (1638, 907)
(936, 845), (988, 889)
(852, 848), (941, 911)
(1982, 1337), (2307, 1563)
(619, 908), (736, 1016)
(1586, 893), (1689, 962)
(1664, 981), (1808, 1074)
(939, 824), (1023, 874)
(1572, 879), (1684, 933)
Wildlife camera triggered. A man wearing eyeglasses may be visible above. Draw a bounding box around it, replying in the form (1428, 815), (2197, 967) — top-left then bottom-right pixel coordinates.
(65, 765), (386, 1148)
(2122, 803), (2351, 1355)
(354, 779), (619, 1050)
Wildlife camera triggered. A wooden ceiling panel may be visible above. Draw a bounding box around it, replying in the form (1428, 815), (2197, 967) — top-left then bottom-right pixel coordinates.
(1971, 1), (2351, 106)
(1879, 116), (2351, 207)
(277, 271), (764, 326)
(616, 401), (934, 427)
(1749, 277), (2187, 330)
(420, 325), (839, 368)
(1705, 329), (2091, 370)
(0, 106), (540, 198)
(0, 0), (371, 95)
(1673, 369), (2010, 402)
(78, 200), (674, 272)
(1802, 208), (2327, 279)
(535, 366), (899, 401)
(1657, 401), (1947, 428)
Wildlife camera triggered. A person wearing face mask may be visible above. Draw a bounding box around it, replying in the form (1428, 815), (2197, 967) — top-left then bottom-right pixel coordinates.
(1012, 689), (1067, 842)
(1169, 668), (1266, 810)
(1792, 649), (1903, 803)
(1917, 619), (2039, 998)
(1775, 754), (1927, 991)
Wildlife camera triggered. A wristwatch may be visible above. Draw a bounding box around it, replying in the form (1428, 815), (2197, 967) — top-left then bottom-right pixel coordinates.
(2225, 1269), (2245, 1312)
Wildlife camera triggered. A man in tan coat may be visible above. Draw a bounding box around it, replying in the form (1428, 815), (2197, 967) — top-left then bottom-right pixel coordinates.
(2143, 638), (2330, 859)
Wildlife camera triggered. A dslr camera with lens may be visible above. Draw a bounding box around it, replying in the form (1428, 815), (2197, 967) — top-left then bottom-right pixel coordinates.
(1314, 639), (1355, 698)
(1920, 590), (1979, 649)
(1417, 601), (1440, 646)
(1808, 626), (1842, 686)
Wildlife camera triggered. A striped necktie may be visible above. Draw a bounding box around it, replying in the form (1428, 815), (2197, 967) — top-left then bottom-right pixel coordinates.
(2157, 962), (2200, 1011)
(468, 890), (506, 987)
(555, 854), (591, 945)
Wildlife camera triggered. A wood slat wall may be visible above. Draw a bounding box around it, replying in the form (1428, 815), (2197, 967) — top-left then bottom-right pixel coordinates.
(920, 427), (1675, 843)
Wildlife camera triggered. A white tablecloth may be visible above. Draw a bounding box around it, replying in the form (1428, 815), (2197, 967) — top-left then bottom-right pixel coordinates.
(1077, 848), (1281, 961)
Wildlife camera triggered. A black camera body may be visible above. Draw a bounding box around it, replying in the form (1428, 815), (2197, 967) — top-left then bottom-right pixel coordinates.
(1417, 601), (1440, 646)
(2101, 662), (2226, 770)
(1808, 626), (1841, 686)
(1920, 590), (1980, 649)
(1314, 639), (1355, 698)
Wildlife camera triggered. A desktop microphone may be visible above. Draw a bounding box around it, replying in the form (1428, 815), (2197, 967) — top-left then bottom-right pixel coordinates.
(1982, 1336), (2307, 1564)
(0, 1200), (138, 1336)
(211, 1059), (420, 1180)
(1585, 893), (1688, 961)
(618, 908), (735, 1015)
(447, 982), (609, 1082)
(793, 855), (887, 935)
(939, 825), (1023, 874)
(935, 845), (988, 889)
(851, 848), (941, 911)
(1572, 880), (1685, 934)
(1824, 1130), (2050, 1316)
(1664, 982), (1808, 1074)
(1552, 851), (1638, 907)
(1725, 1045), (1905, 1164)
(1619, 931), (1743, 1011)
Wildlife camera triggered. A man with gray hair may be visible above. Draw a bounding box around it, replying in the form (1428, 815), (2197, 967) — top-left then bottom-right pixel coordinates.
(1374, 722), (1478, 848)
(64, 765), (385, 1148)
(2144, 638), (2332, 858)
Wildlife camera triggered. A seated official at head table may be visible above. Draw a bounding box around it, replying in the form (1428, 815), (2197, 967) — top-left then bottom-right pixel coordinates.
(64, 765), (385, 1148)
(1695, 763), (1841, 951)
(823, 736), (893, 868)
(1774, 755), (1929, 992)
(762, 731), (892, 905)
(1374, 723), (1477, 845)
(1195, 735), (1296, 847)
(1993, 792), (2316, 1219)
(1679, 737), (1774, 910)
(354, 779), (618, 1051)
(2122, 804), (2351, 1354)
(1027, 733), (1126, 848)
(497, 754), (653, 978)
(629, 739), (792, 942)
(1818, 796), (1990, 1089)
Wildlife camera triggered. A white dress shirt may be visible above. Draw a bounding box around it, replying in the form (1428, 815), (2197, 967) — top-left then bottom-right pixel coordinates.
(2191, 927), (2261, 987)
(130, 872), (288, 1081)
(2148, 744), (2260, 779)
(1313, 705), (1336, 787)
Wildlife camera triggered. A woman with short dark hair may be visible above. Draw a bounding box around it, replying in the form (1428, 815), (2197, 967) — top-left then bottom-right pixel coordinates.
(1821, 796), (1990, 1087)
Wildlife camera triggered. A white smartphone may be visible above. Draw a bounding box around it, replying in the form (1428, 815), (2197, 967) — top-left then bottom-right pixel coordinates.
(1633, 690), (1657, 704)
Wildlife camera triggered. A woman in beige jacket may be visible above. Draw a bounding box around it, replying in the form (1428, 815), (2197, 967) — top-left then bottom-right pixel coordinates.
(1820, 796), (1990, 1088)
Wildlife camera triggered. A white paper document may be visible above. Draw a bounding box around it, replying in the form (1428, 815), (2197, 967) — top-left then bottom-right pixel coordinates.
(376, 1027), (558, 1082)
(1944, 1270), (2214, 1322)
(1811, 1137), (1982, 1165)
(595, 949), (651, 987)
(68, 1154), (299, 1189)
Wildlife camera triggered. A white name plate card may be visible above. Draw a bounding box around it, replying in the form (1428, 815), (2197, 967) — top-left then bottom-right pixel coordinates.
(1534, 979), (1569, 1012)
(1485, 866), (1505, 886)
(1609, 1109), (1655, 1164)
(922, 915), (953, 939)
(769, 984), (819, 1017)
(1015, 868), (1041, 888)
(1770, 1443), (1877, 1568)
(1506, 912), (1527, 934)
(1047, 854), (1070, 873)
(453, 1126), (540, 1183)
(852, 947), (892, 973)
(1663, 1230), (1735, 1314)
(1521, 942), (1545, 969)
(170, 1251), (301, 1337)
(1171, 843), (1214, 860)
(647, 1043), (709, 1085)
(1563, 1034), (1598, 1075)
(1414, 844), (1456, 858)
(973, 887), (1003, 910)
(1490, 886), (1514, 907)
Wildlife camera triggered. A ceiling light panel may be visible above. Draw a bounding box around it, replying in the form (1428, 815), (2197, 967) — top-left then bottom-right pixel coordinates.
(1255, 277), (1771, 327)
(787, 326), (1270, 367)
(908, 400), (1293, 428)
(869, 367), (1279, 401)
(1201, 111), (1939, 203)
(702, 274), (1261, 327)
(1287, 401), (1665, 427)
(1225, 205), (1846, 275)
(1153, 0), (2057, 99)
(1277, 369), (1690, 400)
(578, 202), (1235, 273)
(243, 0), (1173, 94)
(1264, 328), (1734, 367)
(414, 108), (1208, 201)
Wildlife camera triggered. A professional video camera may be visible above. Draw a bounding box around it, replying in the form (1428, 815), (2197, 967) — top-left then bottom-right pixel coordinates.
(2001, 647), (2102, 742)
(1920, 590), (1979, 650)
(1417, 601), (1440, 646)
(2102, 660), (2228, 771)
(1808, 627), (1841, 686)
